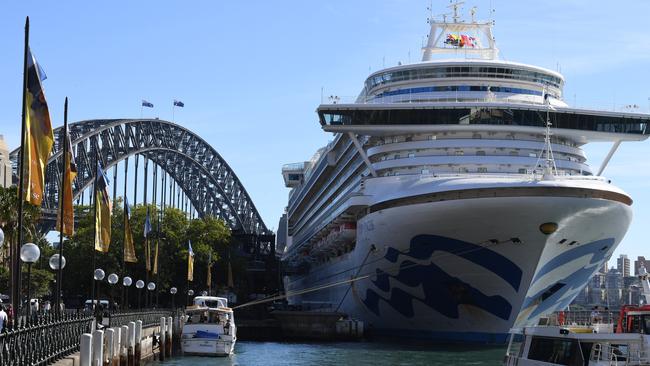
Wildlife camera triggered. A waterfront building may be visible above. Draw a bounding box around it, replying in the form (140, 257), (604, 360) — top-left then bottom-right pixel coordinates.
(617, 254), (631, 277)
(605, 269), (623, 306)
(634, 256), (650, 276)
(0, 135), (12, 188)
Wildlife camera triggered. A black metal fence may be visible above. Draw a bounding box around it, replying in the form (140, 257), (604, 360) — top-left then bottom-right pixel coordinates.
(0, 312), (94, 366)
(107, 309), (174, 328)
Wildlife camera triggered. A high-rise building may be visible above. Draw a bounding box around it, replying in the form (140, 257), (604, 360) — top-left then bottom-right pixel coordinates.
(0, 135), (12, 188)
(605, 269), (623, 306)
(634, 256), (650, 276)
(618, 254), (631, 277)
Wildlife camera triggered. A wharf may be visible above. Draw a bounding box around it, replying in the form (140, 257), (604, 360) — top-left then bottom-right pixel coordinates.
(237, 311), (364, 341)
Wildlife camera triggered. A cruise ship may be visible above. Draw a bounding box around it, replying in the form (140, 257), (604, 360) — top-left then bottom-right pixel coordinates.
(276, 4), (650, 343)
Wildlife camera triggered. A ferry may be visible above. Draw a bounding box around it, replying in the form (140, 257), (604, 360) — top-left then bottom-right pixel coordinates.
(277, 2), (650, 344)
(504, 268), (650, 365)
(181, 296), (236, 356)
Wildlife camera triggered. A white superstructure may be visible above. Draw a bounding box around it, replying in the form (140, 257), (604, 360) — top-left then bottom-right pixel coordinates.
(278, 3), (650, 344)
(181, 296), (236, 356)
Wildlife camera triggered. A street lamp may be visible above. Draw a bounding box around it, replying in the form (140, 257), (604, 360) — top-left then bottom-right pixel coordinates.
(20, 243), (40, 322)
(147, 282), (156, 308)
(187, 289), (194, 307)
(49, 254), (66, 316)
(93, 269), (105, 313)
(170, 287), (177, 309)
(136, 280), (145, 309)
(122, 276), (132, 310)
(108, 274), (118, 311)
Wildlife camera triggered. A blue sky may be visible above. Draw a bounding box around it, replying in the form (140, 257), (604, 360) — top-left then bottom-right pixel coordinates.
(1, 1), (649, 266)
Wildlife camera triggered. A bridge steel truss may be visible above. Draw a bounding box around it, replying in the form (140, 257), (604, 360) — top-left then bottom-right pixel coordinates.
(10, 118), (269, 235)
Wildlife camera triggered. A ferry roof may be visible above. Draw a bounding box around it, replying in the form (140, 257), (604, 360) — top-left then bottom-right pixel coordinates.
(317, 102), (650, 143)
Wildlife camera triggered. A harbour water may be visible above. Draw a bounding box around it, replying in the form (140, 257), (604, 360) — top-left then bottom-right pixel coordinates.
(154, 341), (505, 365)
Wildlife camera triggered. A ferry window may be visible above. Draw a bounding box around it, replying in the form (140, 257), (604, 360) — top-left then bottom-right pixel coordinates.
(408, 153), (415, 158)
(476, 151), (486, 156)
(477, 167), (488, 173)
(528, 337), (582, 365)
(643, 316), (650, 334)
(518, 168), (527, 174)
(455, 151), (464, 156)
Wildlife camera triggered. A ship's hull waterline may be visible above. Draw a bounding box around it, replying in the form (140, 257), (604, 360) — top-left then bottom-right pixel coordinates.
(284, 190), (631, 343)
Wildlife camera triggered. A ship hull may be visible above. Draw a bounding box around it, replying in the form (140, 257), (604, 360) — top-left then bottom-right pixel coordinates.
(284, 189), (632, 343)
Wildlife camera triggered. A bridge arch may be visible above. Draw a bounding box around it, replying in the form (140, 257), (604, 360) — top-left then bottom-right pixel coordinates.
(10, 118), (269, 235)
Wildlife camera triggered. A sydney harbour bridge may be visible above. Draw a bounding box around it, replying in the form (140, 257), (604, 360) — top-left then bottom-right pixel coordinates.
(9, 118), (276, 274)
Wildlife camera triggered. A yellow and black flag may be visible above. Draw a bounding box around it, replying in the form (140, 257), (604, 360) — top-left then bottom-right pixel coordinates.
(94, 162), (112, 252)
(187, 241), (194, 281)
(23, 49), (54, 206)
(152, 240), (159, 275)
(56, 126), (76, 236)
(123, 197), (137, 262)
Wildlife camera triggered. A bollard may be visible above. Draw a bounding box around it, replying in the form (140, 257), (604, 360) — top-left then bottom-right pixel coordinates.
(159, 317), (166, 361)
(80, 333), (93, 366)
(92, 329), (104, 366)
(166, 316), (173, 358)
(127, 322), (136, 366)
(134, 320), (142, 366)
(119, 326), (128, 366)
(105, 328), (114, 366)
(112, 328), (121, 366)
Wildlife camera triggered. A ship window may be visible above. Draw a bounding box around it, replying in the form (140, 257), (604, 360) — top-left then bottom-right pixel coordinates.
(476, 151), (486, 156)
(477, 167), (488, 173)
(394, 154), (400, 159)
(529, 153), (537, 158)
(455, 151), (464, 156)
(518, 168), (527, 174)
(408, 153), (415, 158)
(421, 169), (431, 175)
(528, 337), (582, 365)
(509, 151), (519, 156)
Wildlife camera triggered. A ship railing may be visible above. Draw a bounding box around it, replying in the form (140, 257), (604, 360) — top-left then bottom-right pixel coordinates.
(546, 310), (619, 327)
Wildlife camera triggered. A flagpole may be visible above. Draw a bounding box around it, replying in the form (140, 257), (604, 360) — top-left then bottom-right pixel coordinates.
(13, 16), (29, 322)
(143, 158), (149, 308)
(56, 97), (69, 318)
(91, 148), (99, 312)
(122, 156), (128, 309)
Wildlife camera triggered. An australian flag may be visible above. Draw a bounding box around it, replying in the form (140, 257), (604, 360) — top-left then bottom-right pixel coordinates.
(173, 100), (184, 107)
(142, 100), (154, 108)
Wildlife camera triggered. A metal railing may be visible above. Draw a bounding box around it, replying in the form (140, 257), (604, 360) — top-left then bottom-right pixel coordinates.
(107, 309), (175, 328)
(0, 312), (94, 366)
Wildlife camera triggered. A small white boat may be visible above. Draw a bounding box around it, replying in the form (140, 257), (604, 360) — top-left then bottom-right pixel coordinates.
(504, 267), (650, 365)
(181, 296), (236, 356)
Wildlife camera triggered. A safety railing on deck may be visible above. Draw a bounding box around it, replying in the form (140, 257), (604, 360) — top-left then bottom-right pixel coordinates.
(0, 312), (94, 366)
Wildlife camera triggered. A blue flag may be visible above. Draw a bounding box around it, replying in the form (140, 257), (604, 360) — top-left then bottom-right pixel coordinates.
(142, 100), (154, 108)
(173, 100), (184, 107)
(144, 207), (152, 238)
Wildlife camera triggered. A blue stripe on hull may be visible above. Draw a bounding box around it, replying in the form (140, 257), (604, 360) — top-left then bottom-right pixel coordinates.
(369, 327), (511, 345)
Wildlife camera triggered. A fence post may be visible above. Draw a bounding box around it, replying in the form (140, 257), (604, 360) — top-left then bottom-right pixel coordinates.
(119, 325), (128, 366)
(80, 333), (93, 366)
(92, 329), (104, 366)
(166, 316), (173, 358)
(134, 320), (142, 366)
(105, 328), (114, 366)
(128, 322), (136, 366)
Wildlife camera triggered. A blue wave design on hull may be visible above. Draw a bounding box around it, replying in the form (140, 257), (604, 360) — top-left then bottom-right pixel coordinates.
(362, 234), (522, 320)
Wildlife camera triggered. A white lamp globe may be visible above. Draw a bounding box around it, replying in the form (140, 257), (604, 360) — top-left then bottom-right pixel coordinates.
(123, 276), (132, 286)
(188, 289), (194, 296)
(108, 273), (119, 285)
(93, 268), (105, 281)
(170, 287), (177, 295)
(147, 282), (156, 291)
(136, 280), (145, 289)
(49, 254), (66, 270)
(20, 243), (40, 263)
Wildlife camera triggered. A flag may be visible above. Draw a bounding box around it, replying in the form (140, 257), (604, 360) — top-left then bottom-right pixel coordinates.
(144, 207), (152, 271)
(56, 127), (77, 236)
(143, 208), (152, 238)
(123, 197), (137, 263)
(141, 100), (154, 108)
(23, 49), (54, 205)
(187, 241), (194, 281)
(153, 239), (159, 275)
(206, 252), (212, 288)
(94, 162), (112, 252)
(173, 100), (184, 107)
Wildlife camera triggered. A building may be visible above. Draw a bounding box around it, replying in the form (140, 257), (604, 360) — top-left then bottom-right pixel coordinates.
(618, 254), (631, 277)
(634, 256), (650, 275)
(605, 269), (623, 306)
(0, 135), (12, 188)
